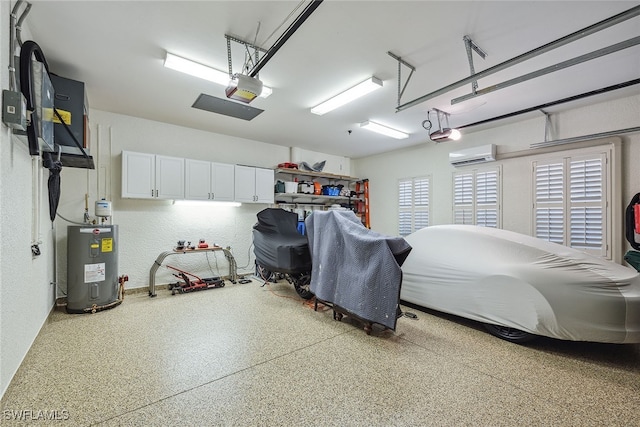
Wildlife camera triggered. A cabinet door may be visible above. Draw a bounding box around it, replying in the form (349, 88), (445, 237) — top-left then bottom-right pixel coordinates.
(122, 151), (154, 199)
(255, 168), (275, 203)
(234, 165), (256, 203)
(211, 162), (235, 201)
(155, 155), (185, 199)
(185, 159), (212, 200)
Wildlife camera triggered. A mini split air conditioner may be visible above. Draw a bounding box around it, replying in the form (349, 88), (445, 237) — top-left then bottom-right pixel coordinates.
(449, 144), (496, 167)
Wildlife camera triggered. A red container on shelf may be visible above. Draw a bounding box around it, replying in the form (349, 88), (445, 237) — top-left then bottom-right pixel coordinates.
(278, 162), (298, 169)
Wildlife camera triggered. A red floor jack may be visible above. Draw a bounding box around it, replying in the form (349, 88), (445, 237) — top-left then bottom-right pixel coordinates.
(166, 265), (225, 295)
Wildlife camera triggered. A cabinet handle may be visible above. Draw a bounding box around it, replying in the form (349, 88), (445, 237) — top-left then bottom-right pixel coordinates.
(155, 189), (158, 197)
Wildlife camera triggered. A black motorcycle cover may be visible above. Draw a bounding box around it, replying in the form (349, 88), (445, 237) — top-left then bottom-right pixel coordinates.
(253, 208), (312, 274)
(306, 210), (412, 330)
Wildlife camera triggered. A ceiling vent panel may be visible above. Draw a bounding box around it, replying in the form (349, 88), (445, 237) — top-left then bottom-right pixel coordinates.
(192, 94), (264, 121)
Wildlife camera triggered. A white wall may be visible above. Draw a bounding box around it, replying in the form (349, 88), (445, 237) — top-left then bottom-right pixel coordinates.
(353, 94), (640, 261)
(55, 110), (295, 293)
(290, 147), (350, 175)
(0, 0), (57, 398)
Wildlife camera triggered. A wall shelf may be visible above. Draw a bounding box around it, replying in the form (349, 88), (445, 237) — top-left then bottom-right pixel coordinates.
(274, 193), (355, 205)
(275, 168), (361, 182)
(274, 167), (370, 228)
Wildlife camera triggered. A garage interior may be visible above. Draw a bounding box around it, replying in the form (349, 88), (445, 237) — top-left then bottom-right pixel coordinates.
(1, 1), (639, 425)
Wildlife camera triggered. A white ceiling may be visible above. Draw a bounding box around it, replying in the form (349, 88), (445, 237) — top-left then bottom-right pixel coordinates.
(21, 1), (640, 159)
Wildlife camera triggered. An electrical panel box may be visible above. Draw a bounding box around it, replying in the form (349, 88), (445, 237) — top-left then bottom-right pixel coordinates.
(2, 89), (27, 130)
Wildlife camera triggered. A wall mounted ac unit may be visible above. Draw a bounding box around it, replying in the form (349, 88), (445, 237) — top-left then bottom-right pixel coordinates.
(449, 144), (496, 167)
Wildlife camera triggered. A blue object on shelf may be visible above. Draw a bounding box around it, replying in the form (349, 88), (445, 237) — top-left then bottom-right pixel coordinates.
(297, 221), (306, 235)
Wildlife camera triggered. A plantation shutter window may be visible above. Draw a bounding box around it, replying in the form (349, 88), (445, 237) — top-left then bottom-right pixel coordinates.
(453, 173), (474, 225)
(453, 167), (500, 228)
(532, 154), (607, 257)
(569, 157), (604, 251)
(534, 162), (564, 244)
(398, 176), (430, 236)
(476, 170), (498, 228)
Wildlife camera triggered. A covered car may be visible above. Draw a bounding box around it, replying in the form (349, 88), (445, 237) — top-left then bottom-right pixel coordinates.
(400, 225), (640, 344)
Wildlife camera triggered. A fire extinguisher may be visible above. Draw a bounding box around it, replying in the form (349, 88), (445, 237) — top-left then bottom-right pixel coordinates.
(625, 192), (640, 250)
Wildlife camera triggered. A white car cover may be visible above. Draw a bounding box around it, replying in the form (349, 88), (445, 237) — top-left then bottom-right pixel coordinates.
(401, 225), (640, 343)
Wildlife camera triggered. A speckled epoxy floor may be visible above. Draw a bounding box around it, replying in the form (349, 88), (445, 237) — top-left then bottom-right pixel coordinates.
(2, 279), (639, 426)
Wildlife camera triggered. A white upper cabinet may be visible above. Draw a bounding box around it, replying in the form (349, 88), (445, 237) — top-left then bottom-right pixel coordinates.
(122, 151), (184, 200)
(211, 162), (235, 201)
(155, 155), (185, 199)
(185, 159), (235, 201)
(235, 165), (274, 203)
(122, 151), (155, 199)
(123, 151), (269, 203)
(185, 159), (213, 200)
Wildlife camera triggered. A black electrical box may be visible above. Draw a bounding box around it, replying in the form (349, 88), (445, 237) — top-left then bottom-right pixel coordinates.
(50, 74), (94, 169)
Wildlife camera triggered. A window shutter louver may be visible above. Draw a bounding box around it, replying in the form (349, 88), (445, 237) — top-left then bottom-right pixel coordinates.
(399, 177), (430, 236)
(569, 158), (603, 251)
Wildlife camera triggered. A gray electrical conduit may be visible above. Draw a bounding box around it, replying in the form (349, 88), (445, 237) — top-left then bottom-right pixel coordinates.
(15, 0), (31, 46)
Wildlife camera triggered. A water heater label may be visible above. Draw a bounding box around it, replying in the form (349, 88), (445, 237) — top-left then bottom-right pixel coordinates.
(84, 263), (106, 283)
(101, 238), (113, 252)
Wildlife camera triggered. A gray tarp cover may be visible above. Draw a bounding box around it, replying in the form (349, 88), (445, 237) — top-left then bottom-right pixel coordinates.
(306, 210), (412, 330)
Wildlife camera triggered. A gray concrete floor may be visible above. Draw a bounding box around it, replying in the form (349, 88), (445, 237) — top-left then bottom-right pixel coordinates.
(2, 279), (639, 426)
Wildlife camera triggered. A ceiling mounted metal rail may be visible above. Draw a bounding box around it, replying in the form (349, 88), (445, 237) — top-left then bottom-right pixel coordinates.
(452, 36), (640, 104)
(529, 126), (640, 149)
(248, 0), (323, 78)
(457, 78), (640, 130)
(395, 4), (640, 112)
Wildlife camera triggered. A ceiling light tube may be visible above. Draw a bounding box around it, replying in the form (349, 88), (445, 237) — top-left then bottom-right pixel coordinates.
(311, 77), (383, 115)
(164, 52), (272, 98)
(360, 120), (409, 139)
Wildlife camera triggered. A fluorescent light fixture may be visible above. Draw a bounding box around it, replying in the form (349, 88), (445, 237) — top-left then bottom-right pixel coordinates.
(360, 120), (409, 139)
(173, 200), (242, 207)
(311, 76), (382, 115)
(164, 52), (272, 98)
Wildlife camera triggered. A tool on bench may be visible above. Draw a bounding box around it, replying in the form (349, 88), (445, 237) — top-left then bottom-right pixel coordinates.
(166, 265), (225, 295)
